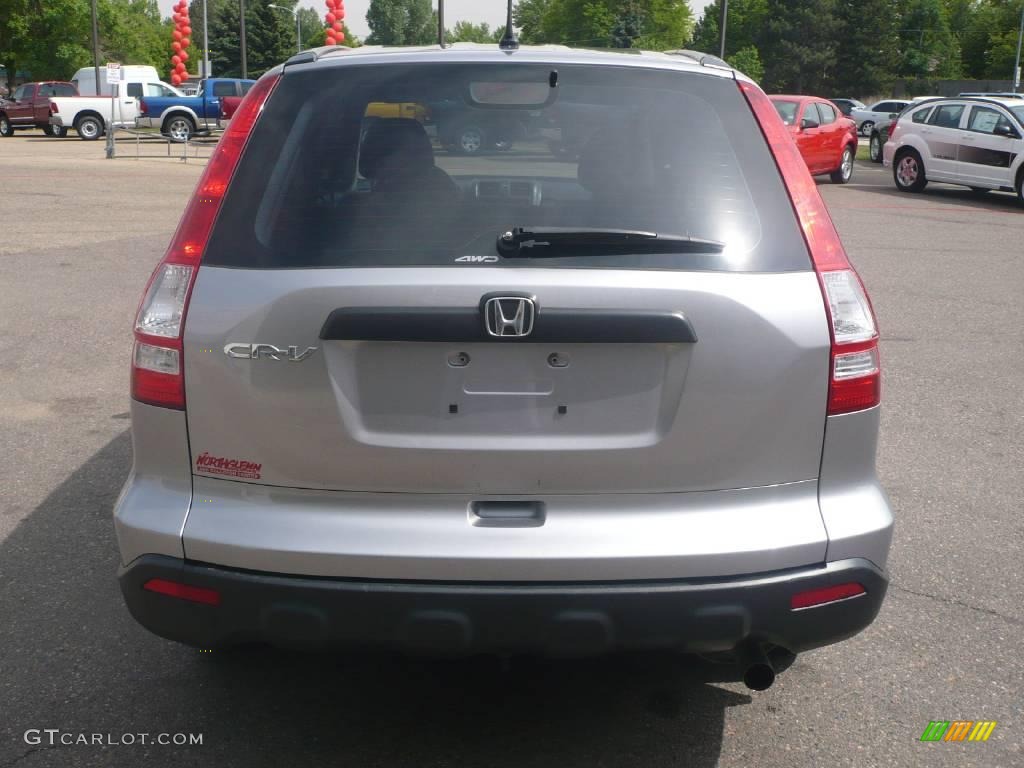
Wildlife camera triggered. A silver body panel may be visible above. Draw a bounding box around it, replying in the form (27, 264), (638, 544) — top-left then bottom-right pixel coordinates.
(183, 267), (831, 495)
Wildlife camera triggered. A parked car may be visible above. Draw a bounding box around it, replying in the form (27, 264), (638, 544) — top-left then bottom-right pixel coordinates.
(0, 81), (77, 137)
(117, 47), (891, 688)
(884, 95), (1024, 202)
(867, 96), (941, 163)
(770, 94), (859, 183)
(50, 75), (175, 140)
(136, 78), (255, 141)
(851, 99), (912, 136)
(829, 98), (865, 117)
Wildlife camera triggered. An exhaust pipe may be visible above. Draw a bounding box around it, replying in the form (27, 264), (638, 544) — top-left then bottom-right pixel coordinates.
(737, 641), (776, 691)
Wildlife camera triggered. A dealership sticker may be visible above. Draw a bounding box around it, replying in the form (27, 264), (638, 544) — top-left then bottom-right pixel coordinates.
(194, 452), (261, 480)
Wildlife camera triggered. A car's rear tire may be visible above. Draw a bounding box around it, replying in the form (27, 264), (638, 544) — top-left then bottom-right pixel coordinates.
(75, 115), (103, 141)
(860, 120), (874, 137)
(0, 114), (13, 137)
(163, 115), (196, 142)
(830, 146), (855, 184)
(1016, 170), (1024, 206)
(894, 149), (927, 193)
(869, 132), (883, 163)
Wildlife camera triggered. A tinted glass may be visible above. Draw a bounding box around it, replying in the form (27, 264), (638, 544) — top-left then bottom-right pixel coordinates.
(874, 102), (894, 113)
(772, 99), (799, 125)
(1011, 106), (1024, 124)
(967, 106), (1011, 134)
(929, 104), (964, 128)
(206, 63), (810, 273)
(126, 82), (143, 98)
(815, 102), (836, 124)
(212, 81), (236, 98)
(911, 106), (933, 123)
(13, 86), (27, 100)
(240, 82), (254, 95)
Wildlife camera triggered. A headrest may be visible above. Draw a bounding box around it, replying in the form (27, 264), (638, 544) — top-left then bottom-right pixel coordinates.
(359, 118), (435, 180)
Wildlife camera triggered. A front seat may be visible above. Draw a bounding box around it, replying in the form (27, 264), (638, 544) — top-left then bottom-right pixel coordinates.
(358, 118), (458, 201)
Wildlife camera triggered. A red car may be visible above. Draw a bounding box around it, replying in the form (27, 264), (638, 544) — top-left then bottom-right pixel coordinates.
(0, 81), (78, 137)
(769, 95), (858, 184)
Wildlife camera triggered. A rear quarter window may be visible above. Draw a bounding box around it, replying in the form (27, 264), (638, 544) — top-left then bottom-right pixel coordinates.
(205, 62), (811, 273)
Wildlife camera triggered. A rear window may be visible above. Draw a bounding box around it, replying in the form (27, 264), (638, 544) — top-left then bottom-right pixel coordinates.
(772, 99), (799, 125)
(206, 62), (809, 273)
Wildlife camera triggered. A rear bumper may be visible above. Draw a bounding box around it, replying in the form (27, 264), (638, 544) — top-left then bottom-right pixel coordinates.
(119, 554), (887, 657)
(135, 117), (159, 129)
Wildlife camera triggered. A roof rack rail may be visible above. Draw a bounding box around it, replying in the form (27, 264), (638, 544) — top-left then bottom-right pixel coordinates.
(285, 45), (351, 67)
(665, 49), (731, 70)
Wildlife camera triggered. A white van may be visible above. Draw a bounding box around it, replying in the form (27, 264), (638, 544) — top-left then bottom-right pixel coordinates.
(70, 65), (180, 98)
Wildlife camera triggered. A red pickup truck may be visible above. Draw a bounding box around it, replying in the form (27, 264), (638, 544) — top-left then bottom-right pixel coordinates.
(0, 81), (78, 137)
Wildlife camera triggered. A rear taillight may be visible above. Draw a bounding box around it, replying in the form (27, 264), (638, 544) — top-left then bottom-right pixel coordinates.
(139, 98), (147, 115)
(143, 578), (221, 606)
(49, 101), (58, 114)
(740, 80), (880, 416)
(131, 72), (280, 410)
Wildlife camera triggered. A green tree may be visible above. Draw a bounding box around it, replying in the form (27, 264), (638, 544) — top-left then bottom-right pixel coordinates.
(207, 0), (294, 78)
(728, 44), (763, 80)
(447, 20), (498, 43)
(514, 0), (553, 43)
(760, 0), (841, 92)
(365, 0), (435, 45)
(691, 0), (767, 56)
(895, 0), (961, 79)
(520, 0), (692, 49)
(833, 0), (898, 96)
(102, 0), (170, 70)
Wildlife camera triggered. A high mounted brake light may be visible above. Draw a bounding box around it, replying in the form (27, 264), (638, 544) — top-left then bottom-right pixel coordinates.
(132, 72), (280, 409)
(739, 80), (881, 415)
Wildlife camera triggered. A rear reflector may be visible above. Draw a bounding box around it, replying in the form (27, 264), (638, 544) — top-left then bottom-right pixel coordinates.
(790, 582), (866, 610)
(143, 578), (221, 606)
(740, 81), (881, 415)
(131, 72), (280, 410)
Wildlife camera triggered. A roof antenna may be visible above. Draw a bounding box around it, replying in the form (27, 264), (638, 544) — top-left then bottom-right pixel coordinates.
(438, 0), (446, 48)
(499, 0), (519, 51)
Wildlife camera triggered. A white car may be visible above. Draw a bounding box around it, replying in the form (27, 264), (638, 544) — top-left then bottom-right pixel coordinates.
(851, 99), (911, 136)
(882, 96), (1024, 202)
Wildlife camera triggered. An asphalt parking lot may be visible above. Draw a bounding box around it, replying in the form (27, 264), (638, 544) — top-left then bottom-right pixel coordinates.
(1, 133), (1021, 768)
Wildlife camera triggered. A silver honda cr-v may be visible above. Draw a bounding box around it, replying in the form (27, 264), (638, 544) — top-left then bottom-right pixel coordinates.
(115, 42), (893, 690)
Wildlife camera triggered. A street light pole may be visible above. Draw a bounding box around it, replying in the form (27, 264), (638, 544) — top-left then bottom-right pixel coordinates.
(718, 0), (728, 60)
(239, 0), (248, 79)
(90, 0), (101, 95)
(268, 4), (301, 54)
(1014, 3), (1023, 93)
(203, 0), (211, 78)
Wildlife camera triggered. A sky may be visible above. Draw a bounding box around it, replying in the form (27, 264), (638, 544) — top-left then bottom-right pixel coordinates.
(159, 1), (703, 41)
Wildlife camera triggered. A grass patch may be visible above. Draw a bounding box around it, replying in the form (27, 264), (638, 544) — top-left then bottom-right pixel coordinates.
(856, 144), (871, 162)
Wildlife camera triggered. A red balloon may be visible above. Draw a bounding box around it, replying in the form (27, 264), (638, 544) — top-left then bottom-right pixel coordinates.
(183, 25), (192, 36)
(325, 32), (336, 43)
(172, 41), (182, 51)
(333, 21), (342, 30)
(323, 12), (333, 23)
(171, 74), (182, 85)
(336, 8), (345, 18)
(171, 55), (181, 65)
(181, 37), (191, 47)
(176, 63), (187, 74)
(180, 51), (189, 61)
(173, 29), (182, 40)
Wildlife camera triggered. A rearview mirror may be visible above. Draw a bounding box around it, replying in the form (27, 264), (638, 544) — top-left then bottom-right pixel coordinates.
(800, 117), (820, 130)
(993, 123), (1020, 139)
(468, 80), (555, 109)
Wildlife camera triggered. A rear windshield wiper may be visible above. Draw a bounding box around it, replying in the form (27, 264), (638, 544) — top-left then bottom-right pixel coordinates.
(495, 227), (725, 258)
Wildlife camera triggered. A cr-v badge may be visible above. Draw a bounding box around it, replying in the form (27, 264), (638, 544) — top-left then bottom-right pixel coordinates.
(224, 343), (319, 361)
